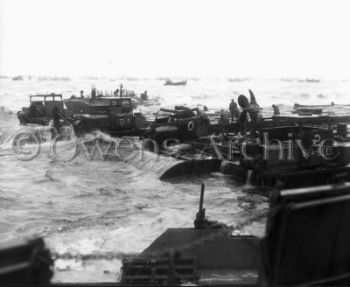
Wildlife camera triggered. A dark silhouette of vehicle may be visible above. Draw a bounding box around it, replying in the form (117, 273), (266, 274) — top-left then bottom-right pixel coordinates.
(12, 75), (24, 81)
(17, 94), (65, 126)
(147, 106), (211, 144)
(71, 96), (147, 136)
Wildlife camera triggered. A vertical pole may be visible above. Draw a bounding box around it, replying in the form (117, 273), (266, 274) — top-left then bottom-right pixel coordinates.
(199, 183), (205, 212)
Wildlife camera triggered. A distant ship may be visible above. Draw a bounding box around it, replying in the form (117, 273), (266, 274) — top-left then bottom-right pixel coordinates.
(12, 75), (23, 81)
(298, 78), (320, 83)
(37, 76), (71, 81)
(305, 78), (320, 83)
(164, 79), (187, 86)
(227, 77), (249, 82)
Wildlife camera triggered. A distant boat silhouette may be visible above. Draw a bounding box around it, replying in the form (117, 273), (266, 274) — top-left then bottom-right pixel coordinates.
(227, 77), (249, 82)
(298, 78), (320, 83)
(12, 75), (23, 81)
(305, 78), (320, 83)
(164, 79), (187, 86)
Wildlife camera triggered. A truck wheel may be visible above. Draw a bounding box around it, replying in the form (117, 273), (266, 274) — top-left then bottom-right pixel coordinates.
(187, 120), (195, 132)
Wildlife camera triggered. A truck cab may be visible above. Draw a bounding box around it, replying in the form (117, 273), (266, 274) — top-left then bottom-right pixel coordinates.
(17, 94), (65, 125)
(73, 97), (146, 134)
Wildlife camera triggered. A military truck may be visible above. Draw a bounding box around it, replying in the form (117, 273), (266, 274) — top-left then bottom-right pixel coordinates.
(71, 96), (147, 136)
(147, 106), (211, 145)
(17, 94), (65, 126)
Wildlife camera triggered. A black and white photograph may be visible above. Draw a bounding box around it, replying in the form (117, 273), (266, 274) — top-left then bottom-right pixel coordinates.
(1, 0), (350, 285)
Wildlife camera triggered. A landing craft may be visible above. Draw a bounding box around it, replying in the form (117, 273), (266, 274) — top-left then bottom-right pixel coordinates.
(120, 183), (350, 285)
(65, 103), (350, 187)
(15, 89), (350, 188)
(2, 183), (350, 286)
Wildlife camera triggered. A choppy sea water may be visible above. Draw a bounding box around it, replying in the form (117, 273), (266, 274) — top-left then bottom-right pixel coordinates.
(0, 77), (350, 282)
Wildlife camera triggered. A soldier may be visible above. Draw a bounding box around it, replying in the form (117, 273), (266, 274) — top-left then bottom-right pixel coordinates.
(272, 104), (280, 116)
(248, 90), (261, 135)
(249, 89), (259, 109)
(237, 94), (249, 135)
(91, 87), (97, 99)
(219, 109), (230, 133)
(229, 99), (240, 122)
(141, 90), (148, 101)
(237, 91), (261, 135)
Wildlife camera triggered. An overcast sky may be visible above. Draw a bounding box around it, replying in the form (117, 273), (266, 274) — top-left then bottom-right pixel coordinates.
(0, 0), (349, 78)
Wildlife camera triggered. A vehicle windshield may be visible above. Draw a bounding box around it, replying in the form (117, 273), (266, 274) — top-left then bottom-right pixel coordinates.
(90, 99), (111, 107)
(30, 95), (62, 102)
(110, 99), (131, 108)
(91, 98), (132, 108)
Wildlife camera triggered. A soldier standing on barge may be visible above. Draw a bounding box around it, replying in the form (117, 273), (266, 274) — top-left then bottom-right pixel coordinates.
(237, 90), (261, 135)
(248, 89), (260, 134)
(229, 99), (240, 122)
